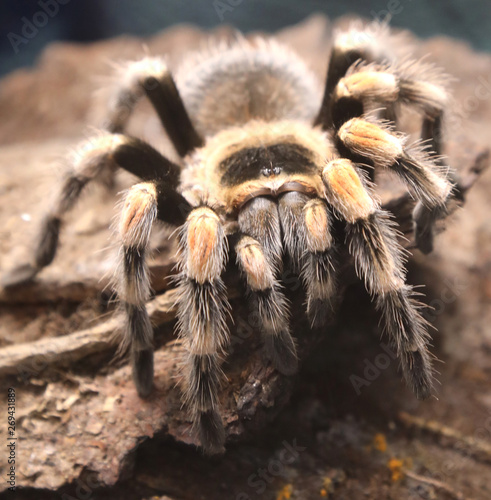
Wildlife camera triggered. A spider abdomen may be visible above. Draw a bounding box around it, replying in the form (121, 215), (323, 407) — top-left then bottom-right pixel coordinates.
(176, 40), (322, 136)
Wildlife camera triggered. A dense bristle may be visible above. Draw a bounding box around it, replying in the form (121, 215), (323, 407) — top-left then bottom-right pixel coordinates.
(199, 410), (226, 455)
(132, 348), (154, 398)
(263, 329), (298, 376)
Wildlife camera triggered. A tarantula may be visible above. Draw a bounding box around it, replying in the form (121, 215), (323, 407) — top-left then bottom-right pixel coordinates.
(4, 23), (454, 453)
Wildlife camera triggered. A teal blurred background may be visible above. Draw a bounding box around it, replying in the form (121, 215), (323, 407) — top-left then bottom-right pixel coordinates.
(1, 0), (490, 76)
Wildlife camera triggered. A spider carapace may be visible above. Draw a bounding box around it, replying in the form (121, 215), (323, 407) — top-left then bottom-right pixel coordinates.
(4, 23), (454, 453)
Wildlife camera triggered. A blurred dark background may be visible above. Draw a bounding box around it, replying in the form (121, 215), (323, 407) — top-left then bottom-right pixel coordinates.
(0, 0), (490, 77)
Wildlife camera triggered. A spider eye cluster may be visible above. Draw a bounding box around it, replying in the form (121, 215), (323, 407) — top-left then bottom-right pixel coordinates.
(260, 165), (282, 177)
(219, 142), (316, 186)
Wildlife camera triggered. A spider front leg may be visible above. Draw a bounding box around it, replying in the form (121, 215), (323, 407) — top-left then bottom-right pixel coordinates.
(176, 206), (230, 454)
(323, 158), (433, 398)
(278, 192), (337, 328)
(107, 57), (203, 157)
(2, 133), (185, 287)
(118, 182), (159, 396)
(237, 197), (298, 375)
(118, 168), (191, 396)
(336, 117), (453, 253)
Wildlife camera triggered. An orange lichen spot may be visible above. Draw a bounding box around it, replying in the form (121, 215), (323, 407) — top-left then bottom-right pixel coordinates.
(387, 458), (405, 482)
(323, 159), (374, 222)
(373, 433), (387, 453)
(276, 484), (293, 500)
(320, 488), (328, 497)
(321, 476), (335, 496)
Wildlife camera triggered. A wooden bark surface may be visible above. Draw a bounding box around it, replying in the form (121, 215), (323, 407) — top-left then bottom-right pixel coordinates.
(0, 14), (491, 500)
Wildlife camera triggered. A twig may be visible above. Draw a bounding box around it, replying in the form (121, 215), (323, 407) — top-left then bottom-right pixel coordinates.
(0, 262), (174, 304)
(0, 290), (178, 378)
(398, 411), (491, 465)
(404, 469), (468, 500)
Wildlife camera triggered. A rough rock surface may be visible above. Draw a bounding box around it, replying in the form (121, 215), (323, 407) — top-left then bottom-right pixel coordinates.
(0, 14), (491, 500)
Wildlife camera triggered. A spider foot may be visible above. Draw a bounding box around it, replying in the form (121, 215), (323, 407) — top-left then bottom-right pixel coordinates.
(199, 410), (226, 455)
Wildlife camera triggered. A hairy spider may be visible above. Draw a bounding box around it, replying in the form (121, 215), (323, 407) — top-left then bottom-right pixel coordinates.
(4, 23), (454, 453)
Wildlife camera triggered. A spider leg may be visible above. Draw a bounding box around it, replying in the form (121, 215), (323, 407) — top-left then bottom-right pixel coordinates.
(2, 133), (188, 287)
(335, 117), (453, 253)
(176, 206), (230, 454)
(107, 57), (203, 157)
(117, 181), (159, 397)
(315, 22), (452, 254)
(329, 60), (455, 254)
(278, 192), (337, 328)
(329, 62), (448, 140)
(237, 197), (298, 375)
(322, 158), (433, 399)
(315, 22), (393, 130)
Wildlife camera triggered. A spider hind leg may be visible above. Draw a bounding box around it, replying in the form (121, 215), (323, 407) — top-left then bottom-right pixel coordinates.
(336, 117), (453, 254)
(317, 25), (454, 254)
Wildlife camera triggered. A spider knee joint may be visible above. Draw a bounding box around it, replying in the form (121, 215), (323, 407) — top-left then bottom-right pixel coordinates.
(120, 183), (158, 246)
(323, 159), (376, 222)
(184, 207), (226, 283)
(335, 71), (398, 102)
(303, 199), (332, 252)
(338, 118), (403, 167)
